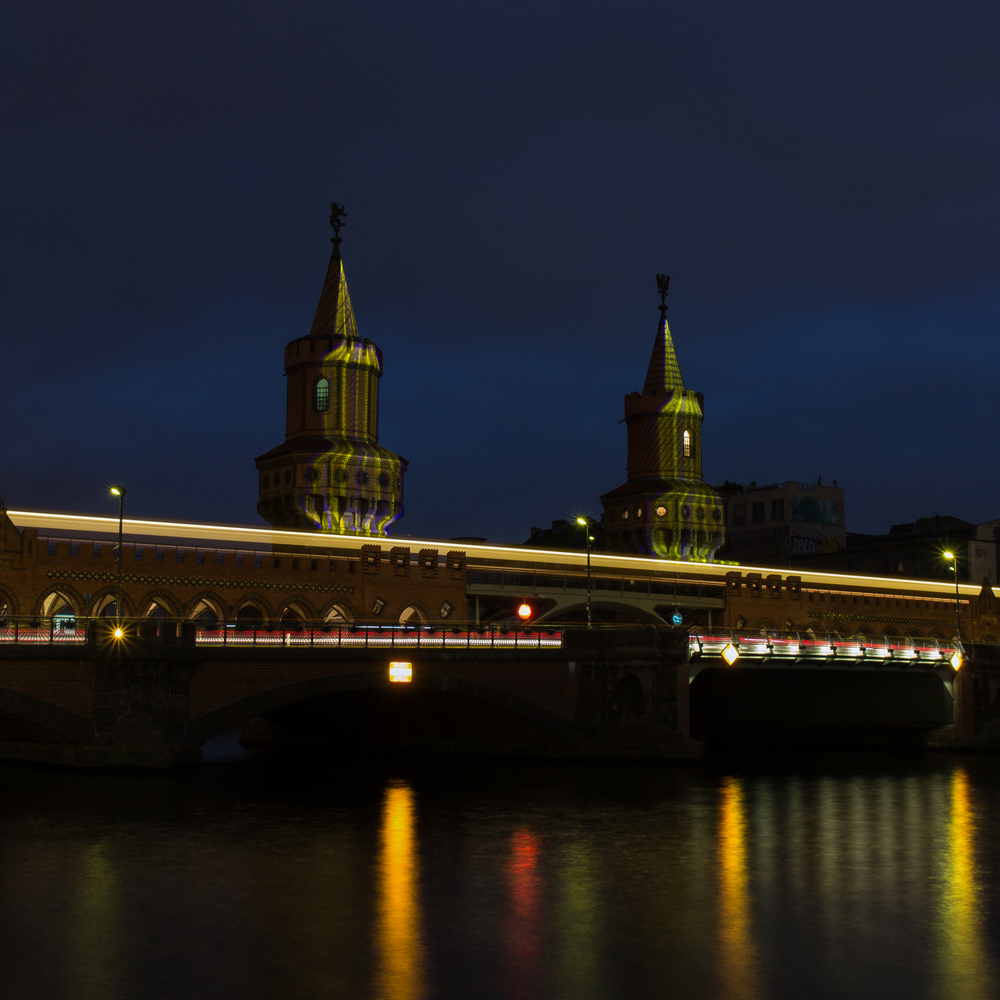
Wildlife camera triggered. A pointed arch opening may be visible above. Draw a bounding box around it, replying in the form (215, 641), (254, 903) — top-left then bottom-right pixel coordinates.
(314, 377), (330, 413)
(324, 605), (353, 626)
(399, 604), (428, 626)
(235, 603), (264, 625)
(280, 603), (307, 626)
(682, 428), (692, 458)
(42, 591), (77, 619)
(190, 599), (222, 628)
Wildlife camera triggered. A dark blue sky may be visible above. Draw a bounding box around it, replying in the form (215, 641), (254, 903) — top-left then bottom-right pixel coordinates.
(1, 1), (998, 543)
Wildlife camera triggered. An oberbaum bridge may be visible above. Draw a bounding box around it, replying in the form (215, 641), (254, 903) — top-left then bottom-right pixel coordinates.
(2, 206), (1000, 768)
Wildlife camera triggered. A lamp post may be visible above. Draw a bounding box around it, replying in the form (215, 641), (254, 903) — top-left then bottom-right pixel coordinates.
(110, 486), (126, 624)
(943, 550), (962, 644)
(576, 517), (593, 628)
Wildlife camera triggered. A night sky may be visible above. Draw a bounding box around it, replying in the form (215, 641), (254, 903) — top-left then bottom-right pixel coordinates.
(2, 2), (998, 544)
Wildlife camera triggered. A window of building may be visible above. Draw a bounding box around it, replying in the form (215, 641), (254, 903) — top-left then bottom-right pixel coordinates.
(771, 499), (784, 521)
(682, 429), (691, 458)
(751, 501), (765, 523)
(314, 377), (330, 412)
(733, 504), (746, 526)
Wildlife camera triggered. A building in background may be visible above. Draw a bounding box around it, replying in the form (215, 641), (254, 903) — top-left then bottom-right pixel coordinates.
(794, 515), (1000, 584)
(716, 479), (846, 565)
(600, 278), (724, 561)
(255, 206), (408, 536)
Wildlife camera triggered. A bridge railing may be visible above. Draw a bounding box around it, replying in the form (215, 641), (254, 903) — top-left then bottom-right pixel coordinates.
(193, 622), (564, 649)
(0, 617), (89, 644)
(689, 629), (960, 663)
(0, 617), (565, 650)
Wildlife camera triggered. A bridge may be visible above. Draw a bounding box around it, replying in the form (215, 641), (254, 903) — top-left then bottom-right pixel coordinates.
(0, 614), (987, 769)
(2, 506), (999, 768)
(3, 508), (993, 645)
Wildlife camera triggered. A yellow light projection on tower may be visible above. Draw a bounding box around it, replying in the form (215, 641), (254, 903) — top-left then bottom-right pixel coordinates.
(601, 274), (724, 560)
(255, 203), (408, 536)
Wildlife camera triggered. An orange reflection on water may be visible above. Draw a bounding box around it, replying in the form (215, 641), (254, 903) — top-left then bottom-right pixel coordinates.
(935, 768), (995, 1000)
(374, 780), (426, 1000)
(717, 777), (761, 1000)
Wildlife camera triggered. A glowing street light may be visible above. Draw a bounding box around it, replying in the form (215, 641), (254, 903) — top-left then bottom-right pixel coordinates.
(110, 486), (127, 624)
(576, 517), (593, 628)
(517, 603), (532, 621)
(943, 550), (962, 643)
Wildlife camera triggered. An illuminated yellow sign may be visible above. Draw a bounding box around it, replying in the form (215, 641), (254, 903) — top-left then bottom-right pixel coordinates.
(721, 642), (739, 665)
(389, 661), (413, 683)
(951, 650), (963, 671)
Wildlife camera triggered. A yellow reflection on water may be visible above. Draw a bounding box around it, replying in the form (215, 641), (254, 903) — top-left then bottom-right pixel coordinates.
(70, 842), (119, 1000)
(374, 780), (426, 1000)
(717, 777), (761, 1000)
(935, 768), (995, 1000)
(557, 840), (600, 1000)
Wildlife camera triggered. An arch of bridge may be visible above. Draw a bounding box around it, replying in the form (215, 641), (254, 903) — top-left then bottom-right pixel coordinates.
(187, 670), (573, 746)
(532, 597), (669, 625)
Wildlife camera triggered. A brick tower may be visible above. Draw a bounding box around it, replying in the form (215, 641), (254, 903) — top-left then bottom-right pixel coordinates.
(600, 276), (724, 560)
(255, 205), (408, 535)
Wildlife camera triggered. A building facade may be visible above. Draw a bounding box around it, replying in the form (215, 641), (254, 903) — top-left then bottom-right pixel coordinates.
(601, 284), (724, 561)
(717, 480), (846, 565)
(0, 508), (467, 628)
(255, 213), (407, 536)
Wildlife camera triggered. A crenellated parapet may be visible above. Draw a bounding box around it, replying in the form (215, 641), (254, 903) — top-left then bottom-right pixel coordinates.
(0, 510), (465, 627)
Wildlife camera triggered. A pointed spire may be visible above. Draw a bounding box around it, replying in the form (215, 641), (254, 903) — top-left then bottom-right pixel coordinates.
(642, 273), (684, 393)
(308, 253), (359, 340)
(308, 202), (359, 340)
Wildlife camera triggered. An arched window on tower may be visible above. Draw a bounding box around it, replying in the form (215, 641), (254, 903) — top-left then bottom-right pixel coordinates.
(682, 429), (692, 458)
(314, 377), (330, 412)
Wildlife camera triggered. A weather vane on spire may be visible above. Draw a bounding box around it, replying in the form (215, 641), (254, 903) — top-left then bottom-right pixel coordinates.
(329, 201), (347, 247)
(656, 273), (670, 315)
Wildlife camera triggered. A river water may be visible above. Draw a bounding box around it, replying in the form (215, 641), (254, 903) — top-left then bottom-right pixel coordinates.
(2, 740), (999, 1000)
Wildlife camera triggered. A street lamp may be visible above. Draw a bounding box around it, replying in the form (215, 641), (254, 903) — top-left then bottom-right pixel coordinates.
(943, 550), (962, 644)
(110, 486), (127, 624)
(576, 517), (593, 628)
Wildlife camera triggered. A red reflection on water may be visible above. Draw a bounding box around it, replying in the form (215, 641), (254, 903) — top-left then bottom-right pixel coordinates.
(506, 829), (542, 990)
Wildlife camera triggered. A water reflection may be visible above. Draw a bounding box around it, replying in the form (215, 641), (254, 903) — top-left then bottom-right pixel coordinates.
(934, 768), (996, 1000)
(374, 779), (426, 1000)
(2, 757), (1000, 1000)
(557, 841), (601, 1000)
(70, 842), (120, 1000)
(717, 776), (761, 1000)
(506, 829), (542, 994)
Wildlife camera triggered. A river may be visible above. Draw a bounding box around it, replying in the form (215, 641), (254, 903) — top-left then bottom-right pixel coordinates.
(1, 739), (998, 1000)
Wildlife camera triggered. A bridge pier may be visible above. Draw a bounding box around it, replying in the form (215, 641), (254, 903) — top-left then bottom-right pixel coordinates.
(952, 644), (1000, 746)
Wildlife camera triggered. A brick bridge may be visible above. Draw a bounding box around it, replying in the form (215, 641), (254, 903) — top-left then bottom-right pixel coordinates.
(0, 623), (997, 768)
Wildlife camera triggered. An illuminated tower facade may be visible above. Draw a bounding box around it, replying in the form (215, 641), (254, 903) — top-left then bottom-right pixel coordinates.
(255, 205), (407, 535)
(600, 276), (724, 560)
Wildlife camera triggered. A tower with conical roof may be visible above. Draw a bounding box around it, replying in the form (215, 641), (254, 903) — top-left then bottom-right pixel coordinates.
(600, 275), (724, 560)
(255, 204), (408, 534)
